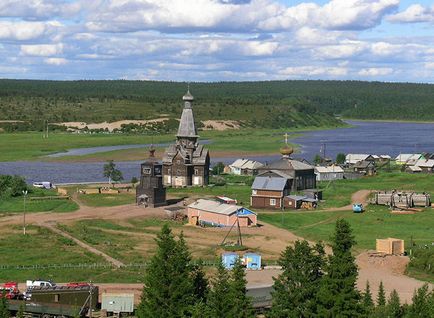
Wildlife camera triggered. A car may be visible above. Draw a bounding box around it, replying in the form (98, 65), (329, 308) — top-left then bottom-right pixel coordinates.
(32, 182), (54, 189)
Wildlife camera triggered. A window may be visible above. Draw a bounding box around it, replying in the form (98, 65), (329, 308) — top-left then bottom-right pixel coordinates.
(194, 169), (199, 175)
(270, 199), (276, 206)
(54, 294), (60, 302)
(252, 190), (257, 195)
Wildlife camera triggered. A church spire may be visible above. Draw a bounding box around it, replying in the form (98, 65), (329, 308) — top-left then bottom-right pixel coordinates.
(177, 88), (198, 138)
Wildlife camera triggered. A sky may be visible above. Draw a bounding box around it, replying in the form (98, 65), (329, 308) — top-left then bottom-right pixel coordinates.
(0, 0), (433, 83)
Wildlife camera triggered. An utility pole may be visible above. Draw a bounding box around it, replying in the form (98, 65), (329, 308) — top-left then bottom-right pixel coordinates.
(22, 190), (28, 235)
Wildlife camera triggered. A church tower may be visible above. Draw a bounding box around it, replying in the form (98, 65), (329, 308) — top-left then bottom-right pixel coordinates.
(162, 88), (210, 187)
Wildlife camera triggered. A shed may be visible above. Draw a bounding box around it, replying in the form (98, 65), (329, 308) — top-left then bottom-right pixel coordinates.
(188, 199), (257, 227)
(243, 253), (261, 270)
(376, 238), (404, 255)
(222, 253), (239, 269)
(284, 195), (317, 210)
(101, 293), (134, 314)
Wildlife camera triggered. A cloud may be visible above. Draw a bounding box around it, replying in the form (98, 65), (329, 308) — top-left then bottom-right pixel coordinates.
(20, 43), (64, 56)
(44, 57), (68, 65)
(388, 4), (434, 24)
(358, 67), (394, 76)
(0, 0), (81, 20)
(279, 65), (348, 77)
(0, 21), (61, 41)
(84, 0), (399, 33)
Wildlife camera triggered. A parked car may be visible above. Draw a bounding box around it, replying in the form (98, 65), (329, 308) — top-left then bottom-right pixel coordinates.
(32, 182), (54, 189)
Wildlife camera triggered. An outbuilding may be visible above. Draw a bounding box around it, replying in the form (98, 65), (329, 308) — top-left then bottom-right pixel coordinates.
(188, 199), (257, 227)
(314, 166), (344, 181)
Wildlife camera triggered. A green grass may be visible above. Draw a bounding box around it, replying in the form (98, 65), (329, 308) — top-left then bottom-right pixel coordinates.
(77, 193), (135, 207)
(0, 188), (79, 214)
(260, 205), (434, 252)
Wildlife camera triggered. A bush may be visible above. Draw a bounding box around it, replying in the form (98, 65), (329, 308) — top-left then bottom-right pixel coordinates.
(213, 176), (226, 186)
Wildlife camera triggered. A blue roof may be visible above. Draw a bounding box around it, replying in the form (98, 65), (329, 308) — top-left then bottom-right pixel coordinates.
(251, 176), (287, 191)
(237, 207), (256, 216)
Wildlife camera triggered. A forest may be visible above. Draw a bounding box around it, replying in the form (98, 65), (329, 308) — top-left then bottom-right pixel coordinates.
(0, 79), (433, 132)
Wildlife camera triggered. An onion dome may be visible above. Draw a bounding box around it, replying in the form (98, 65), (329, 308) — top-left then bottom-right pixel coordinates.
(182, 89), (194, 101)
(280, 144), (293, 157)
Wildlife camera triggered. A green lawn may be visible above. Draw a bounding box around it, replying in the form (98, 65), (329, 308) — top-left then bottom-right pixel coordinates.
(0, 188), (79, 214)
(260, 205), (434, 252)
(77, 192), (135, 207)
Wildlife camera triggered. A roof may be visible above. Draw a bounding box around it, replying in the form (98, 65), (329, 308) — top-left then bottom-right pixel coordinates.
(407, 165), (422, 172)
(353, 160), (374, 169)
(177, 106), (198, 138)
(315, 166), (344, 173)
(182, 89), (194, 101)
(414, 159), (434, 168)
(251, 176), (287, 191)
(229, 158), (264, 170)
(162, 143), (209, 165)
(345, 154), (373, 164)
(380, 155), (391, 159)
(395, 154), (422, 162)
(188, 199), (239, 215)
(286, 195), (317, 202)
(188, 199), (256, 216)
(260, 157), (314, 171)
(258, 170), (293, 179)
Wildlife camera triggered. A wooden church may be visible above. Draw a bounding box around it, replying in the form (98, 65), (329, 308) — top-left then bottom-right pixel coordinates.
(162, 89), (210, 187)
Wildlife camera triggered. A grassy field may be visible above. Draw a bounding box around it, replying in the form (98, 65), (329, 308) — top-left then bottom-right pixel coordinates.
(76, 192), (136, 207)
(0, 188), (79, 214)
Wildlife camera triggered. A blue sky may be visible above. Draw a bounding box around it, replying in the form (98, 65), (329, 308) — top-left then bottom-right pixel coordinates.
(0, 0), (433, 83)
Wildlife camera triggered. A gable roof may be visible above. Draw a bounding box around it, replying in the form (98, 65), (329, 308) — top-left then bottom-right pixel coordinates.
(188, 199), (256, 216)
(229, 158), (264, 170)
(395, 154), (422, 162)
(251, 176), (287, 191)
(414, 159), (434, 168)
(261, 157), (314, 171)
(345, 154), (373, 164)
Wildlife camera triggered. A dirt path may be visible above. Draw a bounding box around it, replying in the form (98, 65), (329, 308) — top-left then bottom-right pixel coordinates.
(40, 222), (125, 268)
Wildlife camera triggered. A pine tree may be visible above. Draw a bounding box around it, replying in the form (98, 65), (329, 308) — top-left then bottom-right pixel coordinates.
(191, 259), (208, 303)
(386, 289), (402, 318)
(408, 284), (431, 318)
(362, 281), (374, 316)
(377, 281), (386, 307)
(207, 262), (233, 318)
(137, 225), (197, 318)
(270, 240), (325, 318)
(228, 259), (254, 318)
(317, 219), (362, 317)
(0, 292), (9, 318)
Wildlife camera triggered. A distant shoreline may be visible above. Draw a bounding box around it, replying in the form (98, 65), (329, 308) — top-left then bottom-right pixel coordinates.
(342, 118), (434, 124)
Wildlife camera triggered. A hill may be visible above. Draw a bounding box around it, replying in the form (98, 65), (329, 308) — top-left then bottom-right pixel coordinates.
(0, 79), (433, 132)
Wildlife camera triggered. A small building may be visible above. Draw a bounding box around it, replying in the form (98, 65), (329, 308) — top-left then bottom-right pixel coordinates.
(229, 158), (264, 176)
(353, 160), (376, 175)
(101, 293), (134, 315)
(216, 196), (237, 204)
(222, 252), (239, 269)
(284, 195), (317, 210)
(405, 165), (422, 174)
(314, 166), (344, 181)
(345, 154), (375, 165)
(250, 176), (290, 209)
(395, 154), (423, 165)
(243, 253), (261, 270)
(188, 199), (257, 227)
(376, 238), (404, 255)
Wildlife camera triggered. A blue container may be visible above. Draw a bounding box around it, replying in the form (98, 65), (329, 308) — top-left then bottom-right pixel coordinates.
(244, 253), (261, 270)
(222, 253), (239, 269)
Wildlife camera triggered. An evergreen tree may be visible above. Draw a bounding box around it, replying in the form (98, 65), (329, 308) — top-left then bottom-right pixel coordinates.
(270, 240), (325, 318)
(207, 262), (233, 318)
(362, 281), (374, 316)
(228, 259), (254, 318)
(386, 290), (402, 318)
(191, 259), (208, 303)
(0, 292), (9, 318)
(408, 284), (431, 318)
(377, 281), (386, 307)
(317, 219), (362, 317)
(336, 153), (346, 164)
(137, 225), (197, 318)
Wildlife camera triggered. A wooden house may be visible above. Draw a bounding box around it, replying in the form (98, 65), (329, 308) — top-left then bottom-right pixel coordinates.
(414, 159), (434, 173)
(345, 154), (375, 165)
(395, 154), (423, 165)
(353, 160), (376, 175)
(187, 199), (257, 227)
(250, 176), (289, 209)
(314, 166), (344, 181)
(229, 158), (264, 176)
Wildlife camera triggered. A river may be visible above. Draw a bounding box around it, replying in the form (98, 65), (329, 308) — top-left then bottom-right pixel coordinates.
(1, 120), (434, 184)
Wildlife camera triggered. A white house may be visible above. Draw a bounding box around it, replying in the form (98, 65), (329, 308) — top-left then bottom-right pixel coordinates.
(229, 158), (264, 176)
(395, 154), (423, 165)
(345, 154), (375, 165)
(314, 166), (344, 181)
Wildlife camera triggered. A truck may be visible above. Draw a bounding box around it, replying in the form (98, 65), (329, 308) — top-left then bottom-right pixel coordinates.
(32, 182), (54, 189)
(0, 282), (20, 299)
(8, 284), (99, 318)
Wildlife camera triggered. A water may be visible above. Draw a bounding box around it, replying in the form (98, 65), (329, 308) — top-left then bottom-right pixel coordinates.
(1, 121), (434, 184)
